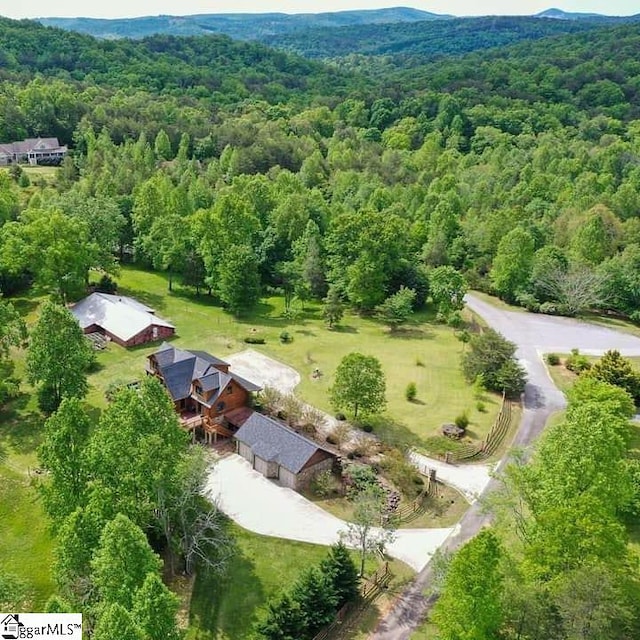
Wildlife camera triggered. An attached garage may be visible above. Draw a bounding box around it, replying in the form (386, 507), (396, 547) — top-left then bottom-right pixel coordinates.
(235, 412), (336, 491)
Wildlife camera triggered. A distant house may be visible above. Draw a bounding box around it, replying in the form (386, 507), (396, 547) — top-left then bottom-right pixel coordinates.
(235, 412), (337, 490)
(71, 292), (175, 347)
(147, 343), (261, 443)
(0, 137), (68, 165)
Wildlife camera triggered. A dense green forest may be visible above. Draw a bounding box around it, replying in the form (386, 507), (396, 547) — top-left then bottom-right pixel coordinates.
(2, 13), (640, 639)
(263, 16), (608, 59)
(2, 18), (640, 319)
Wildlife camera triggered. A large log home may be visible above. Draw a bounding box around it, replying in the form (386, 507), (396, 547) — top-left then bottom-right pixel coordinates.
(146, 343), (261, 443)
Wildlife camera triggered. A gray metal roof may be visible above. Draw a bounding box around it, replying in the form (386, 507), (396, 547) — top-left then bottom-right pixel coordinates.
(71, 293), (174, 342)
(151, 344), (261, 402)
(235, 413), (334, 474)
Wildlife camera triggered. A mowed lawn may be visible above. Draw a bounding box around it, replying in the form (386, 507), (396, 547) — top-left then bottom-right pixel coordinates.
(187, 524), (412, 640)
(85, 265), (500, 444)
(0, 391), (55, 609)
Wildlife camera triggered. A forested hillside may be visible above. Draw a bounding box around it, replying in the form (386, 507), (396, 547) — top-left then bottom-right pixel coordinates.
(1, 18), (640, 319)
(2, 14), (640, 640)
(39, 7), (446, 40)
(262, 15), (607, 59)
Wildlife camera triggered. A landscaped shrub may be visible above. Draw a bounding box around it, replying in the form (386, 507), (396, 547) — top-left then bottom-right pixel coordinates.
(476, 401), (486, 413)
(545, 353), (560, 366)
(312, 470), (338, 498)
(279, 330), (292, 344)
(446, 311), (464, 329)
(379, 449), (424, 500)
(335, 412), (346, 421)
(361, 423), (373, 433)
(415, 356), (424, 367)
(244, 336), (266, 344)
(405, 382), (417, 402)
(344, 463), (381, 498)
(94, 273), (118, 294)
(565, 348), (592, 373)
(454, 412), (469, 430)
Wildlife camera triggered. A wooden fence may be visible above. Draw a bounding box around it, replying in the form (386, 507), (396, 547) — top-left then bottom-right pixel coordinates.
(446, 393), (512, 462)
(312, 563), (391, 640)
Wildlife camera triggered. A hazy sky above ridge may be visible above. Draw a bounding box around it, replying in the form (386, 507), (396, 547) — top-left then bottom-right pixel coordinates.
(2, 1), (638, 20)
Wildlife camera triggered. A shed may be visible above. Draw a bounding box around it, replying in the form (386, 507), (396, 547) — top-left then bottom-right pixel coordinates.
(235, 412), (336, 490)
(70, 292), (175, 347)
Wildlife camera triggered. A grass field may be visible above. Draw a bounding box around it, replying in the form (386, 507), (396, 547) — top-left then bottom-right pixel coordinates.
(0, 264), (496, 624)
(187, 524), (413, 639)
(0, 390), (55, 609)
(79, 266), (500, 447)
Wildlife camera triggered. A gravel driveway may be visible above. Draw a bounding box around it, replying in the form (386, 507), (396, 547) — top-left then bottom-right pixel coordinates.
(205, 455), (454, 572)
(226, 349), (300, 394)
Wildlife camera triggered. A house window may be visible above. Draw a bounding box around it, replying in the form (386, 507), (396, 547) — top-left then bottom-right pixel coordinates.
(226, 384), (233, 395)
(194, 384), (203, 396)
(217, 402), (225, 412)
(152, 326), (158, 339)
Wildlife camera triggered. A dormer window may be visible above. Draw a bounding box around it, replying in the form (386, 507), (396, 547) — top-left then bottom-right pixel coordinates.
(194, 383), (203, 396)
(226, 384), (233, 395)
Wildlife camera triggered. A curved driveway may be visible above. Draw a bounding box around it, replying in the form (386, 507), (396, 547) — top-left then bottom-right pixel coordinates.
(205, 455), (453, 572)
(371, 294), (640, 640)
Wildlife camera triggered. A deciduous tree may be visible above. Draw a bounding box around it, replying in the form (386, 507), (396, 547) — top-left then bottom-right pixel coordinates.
(91, 514), (162, 610)
(330, 353), (386, 418)
(26, 300), (94, 413)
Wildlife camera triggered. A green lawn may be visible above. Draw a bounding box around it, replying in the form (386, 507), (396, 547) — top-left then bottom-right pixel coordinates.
(82, 266), (500, 447)
(0, 391), (55, 609)
(187, 524), (412, 639)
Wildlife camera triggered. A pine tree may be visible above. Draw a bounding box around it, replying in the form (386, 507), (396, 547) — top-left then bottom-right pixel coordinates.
(256, 591), (307, 640)
(320, 543), (360, 608)
(291, 566), (338, 636)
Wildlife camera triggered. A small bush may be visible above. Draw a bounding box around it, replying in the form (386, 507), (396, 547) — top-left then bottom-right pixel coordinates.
(326, 434), (338, 445)
(94, 273), (118, 294)
(446, 311), (464, 329)
(476, 401), (486, 413)
(545, 353), (560, 366)
(515, 291), (540, 313)
(415, 357), (424, 367)
(362, 424), (373, 433)
(244, 336), (266, 344)
(335, 412), (346, 421)
(565, 348), (592, 373)
(279, 330), (292, 344)
(454, 412), (469, 430)
(405, 381), (417, 402)
(312, 470), (337, 498)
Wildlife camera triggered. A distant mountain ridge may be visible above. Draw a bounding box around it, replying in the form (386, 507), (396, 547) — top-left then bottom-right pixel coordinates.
(535, 7), (639, 21)
(37, 7), (451, 40)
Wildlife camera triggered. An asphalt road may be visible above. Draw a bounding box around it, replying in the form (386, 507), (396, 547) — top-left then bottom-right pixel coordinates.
(370, 294), (640, 640)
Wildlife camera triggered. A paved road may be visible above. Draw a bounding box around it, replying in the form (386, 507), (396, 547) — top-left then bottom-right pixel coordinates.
(205, 455), (453, 572)
(370, 294), (640, 640)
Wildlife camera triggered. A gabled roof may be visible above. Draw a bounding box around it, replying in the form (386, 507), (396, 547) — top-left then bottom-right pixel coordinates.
(71, 292), (174, 342)
(235, 412), (335, 474)
(151, 344), (261, 402)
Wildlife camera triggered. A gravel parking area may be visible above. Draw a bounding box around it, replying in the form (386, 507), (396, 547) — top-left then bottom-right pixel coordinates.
(227, 349), (300, 394)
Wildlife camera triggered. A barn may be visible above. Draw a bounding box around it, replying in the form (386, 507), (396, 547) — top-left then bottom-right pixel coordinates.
(235, 412), (336, 491)
(70, 292), (175, 347)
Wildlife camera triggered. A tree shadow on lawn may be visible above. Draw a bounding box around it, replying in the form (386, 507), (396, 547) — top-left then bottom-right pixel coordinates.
(117, 286), (167, 313)
(189, 547), (264, 639)
(367, 415), (425, 450)
(385, 327), (434, 340)
(0, 392), (43, 455)
(332, 324), (358, 334)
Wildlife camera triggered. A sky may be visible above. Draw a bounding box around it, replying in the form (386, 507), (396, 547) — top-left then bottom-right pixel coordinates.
(1, 1), (638, 19)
